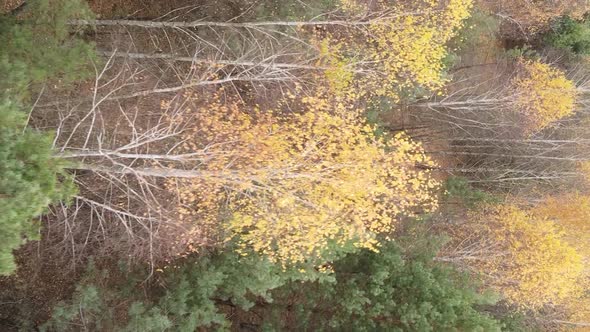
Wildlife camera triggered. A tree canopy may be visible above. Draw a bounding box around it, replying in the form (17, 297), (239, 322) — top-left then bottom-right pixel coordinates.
(0, 0), (94, 274)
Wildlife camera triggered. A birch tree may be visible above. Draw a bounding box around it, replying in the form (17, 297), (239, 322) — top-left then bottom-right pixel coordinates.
(54, 86), (439, 265)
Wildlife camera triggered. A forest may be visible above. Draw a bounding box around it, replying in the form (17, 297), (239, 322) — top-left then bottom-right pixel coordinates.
(1, 0), (590, 330)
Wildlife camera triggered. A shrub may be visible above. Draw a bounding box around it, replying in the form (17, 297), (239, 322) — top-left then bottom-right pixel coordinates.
(443, 176), (498, 207)
(545, 16), (590, 55)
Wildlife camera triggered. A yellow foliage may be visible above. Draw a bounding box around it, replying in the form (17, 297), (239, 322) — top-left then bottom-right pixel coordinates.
(534, 192), (590, 249)
(323, 0), (472, 101)
(318, 39), (355, 99)
(369, 0), (472, 97)
(466, 204), (584, 309)
(562, 288), (590, 331)
(165, 91), (439, 265)
(533, 193), (590, 325)
(488, 192), (590, 322)
(512, 59), (576, 135)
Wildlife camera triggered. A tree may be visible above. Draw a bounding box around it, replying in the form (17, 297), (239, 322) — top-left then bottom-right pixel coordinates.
(0, 0), (95, 102)
(71, 0), (473, 104)
(159, 91), (440, 265)
(512, 59), (577, 135)
(439, 203), (584, 309)
(65, 89), (439, 265)
(34, 0), (472, 266)
(531, 193), (590, 328)
(0, 0), (94, 275)
(418, 59), (577, 135)
(265, 242), (502, 331)
(40, 250), (326, 331)
(0, 102), (74, 275)
(40, 242), (504, 331)
(411, 57), (585, 189)
(533, 192), (590, 246)
(545, 16), (590, 55)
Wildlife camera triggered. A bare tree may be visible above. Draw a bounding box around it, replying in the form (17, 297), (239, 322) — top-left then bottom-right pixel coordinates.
(406, 60), (590, 190)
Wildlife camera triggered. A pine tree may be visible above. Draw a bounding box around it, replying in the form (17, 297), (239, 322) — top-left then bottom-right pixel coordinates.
(267, 242), (502, 331)
(0, 0), (95, 101)
(0, 102), (75, 275)
(0, 0), (94, 275)
(41, 243), (504, 331)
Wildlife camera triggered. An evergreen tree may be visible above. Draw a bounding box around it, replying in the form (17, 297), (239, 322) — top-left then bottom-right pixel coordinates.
(545, 16), (590, 55)
(0, 0), (94, 275)
(40, 252), (305, 331)
(41, 243), (506, 331)
(0, 0), (95, 101)
(266, 242), (503, 331)
(0, 102), (74, 275)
